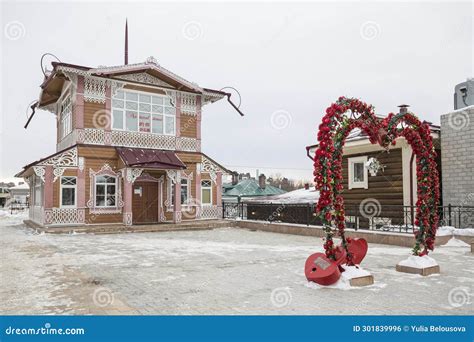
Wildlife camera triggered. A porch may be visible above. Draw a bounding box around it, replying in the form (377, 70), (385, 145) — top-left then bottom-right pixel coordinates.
(25, 218), (228, 235)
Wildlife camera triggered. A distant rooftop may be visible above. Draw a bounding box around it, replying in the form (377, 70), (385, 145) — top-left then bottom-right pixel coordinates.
(223, 179), (286, 198)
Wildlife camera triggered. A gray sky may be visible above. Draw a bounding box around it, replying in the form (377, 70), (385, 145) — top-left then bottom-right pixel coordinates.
(1, 1), (472, 183)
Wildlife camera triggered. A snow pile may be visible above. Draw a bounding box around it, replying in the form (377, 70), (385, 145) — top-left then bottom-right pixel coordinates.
(245, 187), (319, 204)
(305, 265), (372, 290)
(0, 209), (28, 226)
(443, 238), (470, 247)
(436, 226), (474, 237)
(398, 255), (438, 269)
(436, 226), (455, 237)
(305, 277), (352, 290)
(340, 265), (371, 280)
(453, 228), (474, 237)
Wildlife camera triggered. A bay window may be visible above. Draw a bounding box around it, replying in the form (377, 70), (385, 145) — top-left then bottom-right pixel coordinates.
(112, 90), (175, 135)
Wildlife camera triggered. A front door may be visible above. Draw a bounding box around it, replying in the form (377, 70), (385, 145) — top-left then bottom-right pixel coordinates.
(132, 181), (159, 224)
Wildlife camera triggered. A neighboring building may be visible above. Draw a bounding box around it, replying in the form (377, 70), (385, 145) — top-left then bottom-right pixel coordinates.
(440, 105), (474, 211)
(306, 108), (441, 229)
(8, 183), (30, 205)
(454, 78), (474, 110)
(245, 186), (319, 204)
(16, 56), (233, 226)
(223, 174), (286, 202)
(0, 187), (10, 208)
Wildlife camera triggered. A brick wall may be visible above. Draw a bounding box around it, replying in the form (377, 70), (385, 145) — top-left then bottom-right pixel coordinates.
(440, 106), (474, 206)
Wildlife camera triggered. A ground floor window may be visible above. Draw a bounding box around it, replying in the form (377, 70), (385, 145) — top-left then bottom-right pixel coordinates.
(95, 175), (117, 207)
(171, 178), (190, 205)
(60, 176), (77, 207)
(201, 180), (212, 205)
(33, 176), (43, 206)
(348, 156), (368, 189)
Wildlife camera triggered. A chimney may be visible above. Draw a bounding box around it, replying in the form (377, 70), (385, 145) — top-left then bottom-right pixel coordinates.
(232, 173), (239, 185)
(304, 183), (309, 190)
(258, 174), (266, 189)
(398, 104), (410, 114)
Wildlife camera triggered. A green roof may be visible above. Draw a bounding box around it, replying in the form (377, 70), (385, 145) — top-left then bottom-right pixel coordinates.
(223, 179), (286, 197)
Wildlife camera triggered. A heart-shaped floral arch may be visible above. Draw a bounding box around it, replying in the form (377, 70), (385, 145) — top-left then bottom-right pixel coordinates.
(313, 97), (440, 264)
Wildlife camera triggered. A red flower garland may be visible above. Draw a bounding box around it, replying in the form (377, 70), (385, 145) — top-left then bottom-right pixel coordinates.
(314, 97), (440, 260)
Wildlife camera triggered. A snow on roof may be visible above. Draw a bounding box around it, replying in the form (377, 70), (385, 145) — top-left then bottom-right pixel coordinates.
(223, 179), (286, 197)
(9, 183), (29, 190)
(244, 187), (319, 204)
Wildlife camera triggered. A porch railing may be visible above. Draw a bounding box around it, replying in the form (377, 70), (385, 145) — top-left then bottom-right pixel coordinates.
(222, 202), (474, 232)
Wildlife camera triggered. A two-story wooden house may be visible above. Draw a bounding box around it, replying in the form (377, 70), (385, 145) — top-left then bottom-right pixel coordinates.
(16, 56), (231, 227)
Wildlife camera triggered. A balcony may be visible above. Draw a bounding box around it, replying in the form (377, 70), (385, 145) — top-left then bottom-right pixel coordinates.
(56, 128), (200, 152)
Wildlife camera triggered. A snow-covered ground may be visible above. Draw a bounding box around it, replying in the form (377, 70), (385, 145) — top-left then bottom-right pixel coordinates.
(1, 212), (473, 315)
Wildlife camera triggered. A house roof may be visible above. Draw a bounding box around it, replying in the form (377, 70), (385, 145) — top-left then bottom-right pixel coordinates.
(38, 57), (228, 108)
(116, 147), (186, 170)
(15, 144), (232, 177)
(244, 187), (319, 204)
(223, 179), (286, 198)
(9, 183), (30, 191)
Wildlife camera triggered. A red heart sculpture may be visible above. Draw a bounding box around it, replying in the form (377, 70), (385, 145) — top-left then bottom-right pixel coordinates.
(334, 245), (347, 265)
(346, 238), (368, 265)
(304, 252), (341, 286)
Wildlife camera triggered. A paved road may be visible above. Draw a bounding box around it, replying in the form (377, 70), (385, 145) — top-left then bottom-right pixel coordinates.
(1, 216), (473, 315)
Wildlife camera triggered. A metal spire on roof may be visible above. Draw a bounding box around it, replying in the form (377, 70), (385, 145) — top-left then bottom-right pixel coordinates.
(125, 18), (128, 65)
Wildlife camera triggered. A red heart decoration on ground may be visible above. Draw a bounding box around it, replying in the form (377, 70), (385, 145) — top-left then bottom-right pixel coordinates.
(304, 252), (341, 286)
(334, 245), (347, 265)
(346, 238), (368, 265)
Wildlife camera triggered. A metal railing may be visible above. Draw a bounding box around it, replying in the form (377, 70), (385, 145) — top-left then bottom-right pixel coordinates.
(222, 202), (474, 232)
(9, 202), (29, 214)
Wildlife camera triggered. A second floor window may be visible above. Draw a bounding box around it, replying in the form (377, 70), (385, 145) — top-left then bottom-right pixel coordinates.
(60, 96), (72, 139)
(112, 90), (176, 135)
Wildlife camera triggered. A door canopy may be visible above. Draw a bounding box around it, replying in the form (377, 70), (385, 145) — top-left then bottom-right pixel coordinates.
(313, 97), (440, 263)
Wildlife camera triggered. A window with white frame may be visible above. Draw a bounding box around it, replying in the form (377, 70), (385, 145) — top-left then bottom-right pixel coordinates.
(201, 180), (212, 205)
(60, 95), (72, 139)
(60, 176), (77, 207)
(112, 90), (176, 135)
(348, 156), (368, 189)
(95, 175), (117, 207)
(33, 176), (43, 206)
(170, 178), (190, 206)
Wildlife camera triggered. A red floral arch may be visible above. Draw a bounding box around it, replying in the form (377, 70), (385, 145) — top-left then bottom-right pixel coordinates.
(313, 97), (440, 264)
